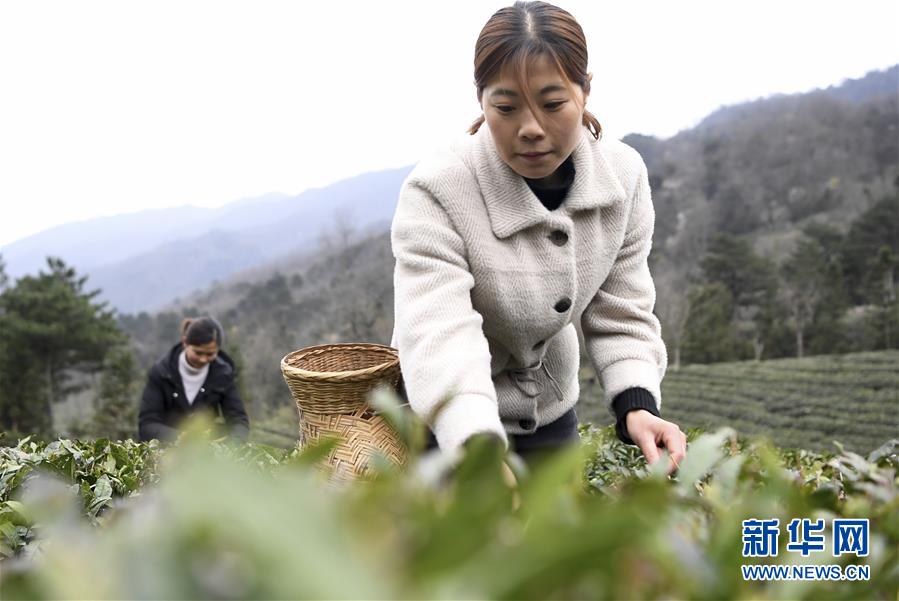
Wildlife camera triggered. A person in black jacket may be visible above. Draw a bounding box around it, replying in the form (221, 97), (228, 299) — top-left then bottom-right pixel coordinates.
(138, 316), (250, 442)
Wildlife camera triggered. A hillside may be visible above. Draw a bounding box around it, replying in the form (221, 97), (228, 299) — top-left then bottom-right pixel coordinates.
(95, 65), (899, 444)
(632, 66), (897, 274)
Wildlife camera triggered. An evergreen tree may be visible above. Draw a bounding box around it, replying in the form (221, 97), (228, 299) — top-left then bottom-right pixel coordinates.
(799, 223), (851, 355)
(872, 245), (898, 349)
(699, 234), (778, 359)
(700, 234), (777, 307)
(842, 194), (899, 305)
(682, 283), (744, 364)
(0, 258), (122, 438)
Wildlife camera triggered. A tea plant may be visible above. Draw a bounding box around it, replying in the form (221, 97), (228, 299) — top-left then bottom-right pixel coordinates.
(0, 418), (895, 600)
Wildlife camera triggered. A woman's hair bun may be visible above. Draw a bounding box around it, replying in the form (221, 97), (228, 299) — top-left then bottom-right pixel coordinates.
(182, 316), (225, 347)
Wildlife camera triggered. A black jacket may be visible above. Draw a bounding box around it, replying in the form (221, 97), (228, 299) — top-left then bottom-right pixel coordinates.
(138, 343), (250, 442)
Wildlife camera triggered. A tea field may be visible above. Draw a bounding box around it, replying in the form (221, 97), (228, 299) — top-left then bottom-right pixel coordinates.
(0, 411), (896, 600)
(579, 350), (899, 455)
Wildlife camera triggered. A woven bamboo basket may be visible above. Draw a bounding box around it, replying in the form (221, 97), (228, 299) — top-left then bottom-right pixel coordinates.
(280, 343), (407, 481)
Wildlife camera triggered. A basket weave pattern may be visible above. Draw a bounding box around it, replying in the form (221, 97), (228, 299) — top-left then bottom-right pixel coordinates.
(280, 343), (407, 480)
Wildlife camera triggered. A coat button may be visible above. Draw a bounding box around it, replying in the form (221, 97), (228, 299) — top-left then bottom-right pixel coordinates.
(173, 392), (179, 398)
(532, 339), (545, 350)
(554, 297), (572, 313)
(519, 418), (536, 431)
(549, 230), (568, 246)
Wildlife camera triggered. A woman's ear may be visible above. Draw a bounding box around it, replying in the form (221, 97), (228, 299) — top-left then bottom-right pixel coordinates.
(180, 335), (188, 347)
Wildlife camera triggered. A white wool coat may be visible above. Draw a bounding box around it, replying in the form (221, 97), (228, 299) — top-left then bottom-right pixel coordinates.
(390, 125), (667, 454)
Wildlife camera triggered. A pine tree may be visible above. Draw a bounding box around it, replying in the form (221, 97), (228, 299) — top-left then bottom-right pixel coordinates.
(795, 223), (851, 355)
(698, 234), (778, 359)
(0, 257), (122, 438)
(843, 194), (899, 305)
(681, 283), (743, 364)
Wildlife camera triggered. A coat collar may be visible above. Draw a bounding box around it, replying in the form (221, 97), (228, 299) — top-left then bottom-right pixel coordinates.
(156, 342), (235, 386)
(467, 126), (627, 239)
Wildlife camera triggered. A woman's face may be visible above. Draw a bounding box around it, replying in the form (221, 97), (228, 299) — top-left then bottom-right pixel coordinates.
(182, 338), (219, 369)
(481, 53), (588, 185)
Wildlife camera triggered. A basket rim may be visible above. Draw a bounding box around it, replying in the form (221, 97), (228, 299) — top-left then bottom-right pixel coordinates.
(280, 342), (399, 382)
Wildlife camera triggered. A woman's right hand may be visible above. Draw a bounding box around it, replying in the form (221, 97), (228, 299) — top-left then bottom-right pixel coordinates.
(625, 409), (687, 475)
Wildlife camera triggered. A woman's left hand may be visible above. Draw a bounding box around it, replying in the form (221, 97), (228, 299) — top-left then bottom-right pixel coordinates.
(624, 410), (687, 475)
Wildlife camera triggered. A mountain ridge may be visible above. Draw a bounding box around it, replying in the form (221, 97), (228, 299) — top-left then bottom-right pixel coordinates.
(4, 65), (896, 315)
(3, 167), (412, 311)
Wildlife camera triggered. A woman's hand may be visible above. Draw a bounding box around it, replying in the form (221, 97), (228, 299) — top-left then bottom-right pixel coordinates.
(624, 410), (687, 475)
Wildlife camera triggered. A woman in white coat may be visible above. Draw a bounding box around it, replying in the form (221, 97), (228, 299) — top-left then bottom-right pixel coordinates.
(391, 1), (686, 471)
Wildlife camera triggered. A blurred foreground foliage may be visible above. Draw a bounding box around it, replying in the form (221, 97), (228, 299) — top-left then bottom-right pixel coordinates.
(0, 416), (896, 600)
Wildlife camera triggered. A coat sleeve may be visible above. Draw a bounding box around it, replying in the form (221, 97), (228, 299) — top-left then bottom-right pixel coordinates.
(138, 370), (179, 442)
(581, 157), (668, 416)
(391, 178), (507, 455)
(219, 380), (250, 441)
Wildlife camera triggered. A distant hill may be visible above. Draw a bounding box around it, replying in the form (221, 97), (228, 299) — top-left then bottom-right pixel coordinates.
(2, 167), (412, 312)
(687, 65), (898, 132)
(817, 64), (897, 104)
(90, 166), (410, 312)
(2, 204), (219, 278)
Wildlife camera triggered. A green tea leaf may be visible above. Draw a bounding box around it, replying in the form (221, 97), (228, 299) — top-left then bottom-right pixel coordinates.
(676, 428), (736, 492)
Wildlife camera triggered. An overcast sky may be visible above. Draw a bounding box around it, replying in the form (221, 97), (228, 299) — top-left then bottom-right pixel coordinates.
(1, 0), (897, 248)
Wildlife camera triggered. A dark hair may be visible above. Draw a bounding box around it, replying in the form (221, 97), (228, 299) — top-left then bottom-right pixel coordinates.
(181, 316), (225, 347)
(468, 0), (601, 140)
